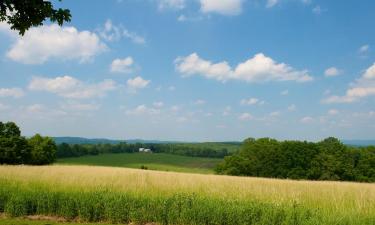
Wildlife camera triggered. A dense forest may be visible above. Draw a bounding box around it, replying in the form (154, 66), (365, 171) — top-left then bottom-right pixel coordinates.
(216, 137), (375, 182)
(0, 122), (56, 165)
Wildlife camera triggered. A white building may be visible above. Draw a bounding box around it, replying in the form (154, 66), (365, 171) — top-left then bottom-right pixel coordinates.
(139, 148), (152, 153)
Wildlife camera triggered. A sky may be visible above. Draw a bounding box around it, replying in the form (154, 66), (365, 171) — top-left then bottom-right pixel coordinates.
(0, 0), (375, 142)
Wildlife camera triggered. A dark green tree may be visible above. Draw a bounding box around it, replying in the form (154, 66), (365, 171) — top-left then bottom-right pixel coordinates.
(0, 0), (71, 35)
(28, 134), (57, 165)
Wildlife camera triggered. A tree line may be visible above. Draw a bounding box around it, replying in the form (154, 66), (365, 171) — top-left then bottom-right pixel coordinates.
(57, 142), (230, 158)
(0, 122), (56, 165)
(216, 137), (375, 182)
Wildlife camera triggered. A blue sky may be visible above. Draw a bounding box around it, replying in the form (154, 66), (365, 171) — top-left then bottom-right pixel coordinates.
(0, 0), (374, 141)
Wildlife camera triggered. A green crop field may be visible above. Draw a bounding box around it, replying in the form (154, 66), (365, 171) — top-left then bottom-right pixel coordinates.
(57, 153), (222, 174)
(0, 165), (374, 225)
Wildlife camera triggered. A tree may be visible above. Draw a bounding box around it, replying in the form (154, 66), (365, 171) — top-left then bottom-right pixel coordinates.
(28, 134), (57, 165)
(0, 121), (21, 138)
(0, 122), (30, 164)
(0, 0), (71, 35)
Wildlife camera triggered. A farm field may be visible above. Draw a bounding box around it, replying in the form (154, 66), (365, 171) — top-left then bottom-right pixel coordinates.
(0, 216), (115, 225)
(57, 153), (222, 174)
(0, 165), (374, 225)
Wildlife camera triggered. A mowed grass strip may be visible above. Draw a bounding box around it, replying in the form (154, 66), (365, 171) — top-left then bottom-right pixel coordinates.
(57, 153), (222, 174)
(0, 165), (374, 225)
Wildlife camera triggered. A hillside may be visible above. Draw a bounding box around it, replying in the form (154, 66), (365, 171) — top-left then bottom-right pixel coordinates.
(57, 153), (222, 174)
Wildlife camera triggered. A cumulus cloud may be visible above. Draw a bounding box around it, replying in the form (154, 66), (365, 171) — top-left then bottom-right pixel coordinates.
(324, 67), (341, 77)
(359, 45), (369, 54)
(127, 76), (150, 92)
(110, 57), (134, 73)
(200, 0), (243, 16)
(194, 99), (206, 105)
(153, 101), (164, 108)
(328, 109), (339, 115)
(98, 19), (145, 44)
(240, 98), (263, 106)
(238, 113), (253, 121)
(322, 63), (375, 103)
(266, 0), (279, 8)
(300, 116), (314, 123)
(4, 24), (106, 64)
(280, 89), (289, 95)
(158, 0), (185, 10)
(125, 105), (160, 115)
(0, 88), (24, 98)
(312, 5), (322, 14)
(28, 76), (116, 99)
(175, 53), (313, 83)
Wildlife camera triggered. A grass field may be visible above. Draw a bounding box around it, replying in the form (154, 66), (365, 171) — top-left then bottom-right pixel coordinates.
(0, 216), (115, 225)
(0, 165), (374, 225)
(57, 153), (222, 174)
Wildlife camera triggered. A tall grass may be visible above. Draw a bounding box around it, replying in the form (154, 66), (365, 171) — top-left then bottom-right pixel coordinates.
(0, 165), (374, 224)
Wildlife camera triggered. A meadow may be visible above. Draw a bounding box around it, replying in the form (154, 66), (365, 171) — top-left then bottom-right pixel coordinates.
(0, 165), (374, 225)
(57, 153), (221, 174)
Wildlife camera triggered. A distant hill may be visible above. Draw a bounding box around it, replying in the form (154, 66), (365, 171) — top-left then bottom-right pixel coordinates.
(52, 137), (181, 145)
(343, 140), (375, 147)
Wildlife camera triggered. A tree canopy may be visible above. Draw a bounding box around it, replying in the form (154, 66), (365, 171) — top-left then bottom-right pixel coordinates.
(0, 0), (71, 35)
(0, 121), (57, 165)
(216, 137), (375, 182)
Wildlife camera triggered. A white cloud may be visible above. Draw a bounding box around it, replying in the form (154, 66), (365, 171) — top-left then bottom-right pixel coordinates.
(5, 24), (106, 64)
(322, 63), (375, 103)
(270, 111), (280, 117)
(175, 53), (313, 83)
(168, 86), (176, 91)
(127, 76), (150, 92)
(240, 98), (260, 105)
(177, 14), (204, 22)
(110, 57), (134, 73)
(328, 109), (339, 115)
(28, 76), (116, 99)
(312, 5), (322, 14)
(0, 88), (24, 98)
(301, 0), (312, 4)
(281, 89), (289, 95)
(126, 105), (160, 115)
(239, 113), (253, 121)
(200, 0), (243, 16)
(266, 0), (279, 8)
(194, 99), (206, 105)
(153, 101), (164, 108)
(158, 0), (185, 10)
(170, 105), (181, 112)
(300, 116), (314, 123)
(324, 67), (341, 77)
(359, 45), (369, 54)
(98, 19), (145, 45)
(363, 63), (375, 79)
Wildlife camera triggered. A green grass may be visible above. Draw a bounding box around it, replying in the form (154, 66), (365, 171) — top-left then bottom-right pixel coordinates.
(0, 216), (115, 225)
(57, 153), (222, 174)
(0, 165), (374, 225)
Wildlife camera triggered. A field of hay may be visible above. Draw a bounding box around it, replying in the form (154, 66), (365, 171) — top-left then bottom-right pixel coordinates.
(0, 165), (374, 225)
(57, 153), (221, 174)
